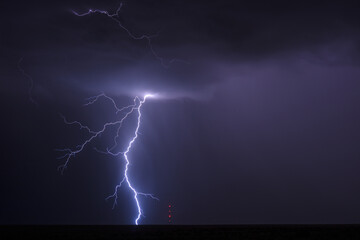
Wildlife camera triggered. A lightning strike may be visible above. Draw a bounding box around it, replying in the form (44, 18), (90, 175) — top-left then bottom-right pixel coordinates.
(58, 93), (158, 225)
(57, 2), (178, 225)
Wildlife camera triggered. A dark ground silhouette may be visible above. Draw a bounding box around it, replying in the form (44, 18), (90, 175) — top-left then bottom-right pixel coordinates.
(1, 225), (360, 239)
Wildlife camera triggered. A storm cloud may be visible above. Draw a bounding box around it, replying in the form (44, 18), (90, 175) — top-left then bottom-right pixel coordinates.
(2, 0), (359, 100)
(1, 0), (360, 224)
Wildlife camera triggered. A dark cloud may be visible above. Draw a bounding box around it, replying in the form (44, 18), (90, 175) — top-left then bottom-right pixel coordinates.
(2, 0), (360, 100)
(1, 0), (360, 224)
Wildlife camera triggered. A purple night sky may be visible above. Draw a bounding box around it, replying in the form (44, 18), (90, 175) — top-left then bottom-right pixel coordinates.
(1, 0), (360, 224)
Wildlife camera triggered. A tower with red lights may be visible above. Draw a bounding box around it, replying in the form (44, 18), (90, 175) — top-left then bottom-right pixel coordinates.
(168, 203), (172, 224)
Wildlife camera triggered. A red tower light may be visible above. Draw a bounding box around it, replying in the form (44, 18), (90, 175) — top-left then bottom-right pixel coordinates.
(168, 203), (172, 224)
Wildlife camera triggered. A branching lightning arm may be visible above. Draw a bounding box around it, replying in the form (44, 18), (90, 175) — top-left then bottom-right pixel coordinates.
(58, 94), (158, 225)
(72, 3), (188, 67)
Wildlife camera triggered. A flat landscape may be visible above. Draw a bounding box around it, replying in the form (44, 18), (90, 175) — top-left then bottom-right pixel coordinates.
(1, 225), (359, 240)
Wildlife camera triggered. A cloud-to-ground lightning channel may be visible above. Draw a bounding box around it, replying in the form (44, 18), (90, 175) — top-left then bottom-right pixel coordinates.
(57, 2), (183, 225)
(57, 94), (158, 225)
(72, 3), (188, 67)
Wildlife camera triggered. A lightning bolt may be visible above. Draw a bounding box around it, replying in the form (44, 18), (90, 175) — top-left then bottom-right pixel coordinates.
(57, 93), (158, 225)
(72, 3), (188, 67)
(56, 2), (185, 225)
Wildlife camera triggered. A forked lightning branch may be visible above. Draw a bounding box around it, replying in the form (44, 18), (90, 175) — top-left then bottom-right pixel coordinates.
(57, 94), (158, 225)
